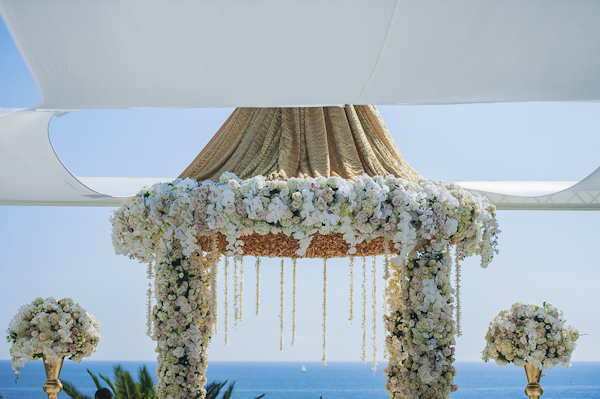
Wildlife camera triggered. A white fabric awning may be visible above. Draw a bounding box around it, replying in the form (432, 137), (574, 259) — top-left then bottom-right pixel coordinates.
(2, 1), (600, 110)
(0, 110), (173, 206)
(456, 172), (600, 210)
(1, 109), (599, 209)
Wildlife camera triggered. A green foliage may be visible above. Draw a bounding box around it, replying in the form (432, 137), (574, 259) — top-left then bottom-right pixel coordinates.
(204, 380), (265, 399)
(113, 365), (142, 399)
(137, 365), (155, 399)
(62, 364), (157, 399)
(61, 379), (92, 399)
(62, 364), (265, 399)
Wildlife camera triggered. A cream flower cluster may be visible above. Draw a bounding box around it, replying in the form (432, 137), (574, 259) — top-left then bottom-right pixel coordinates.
(482, 302), (579, 370)
(384, 248), (458, 399)
(152, 248), (213, 399)
(7, 297), (100, 375)
(111, 173), (499, 265)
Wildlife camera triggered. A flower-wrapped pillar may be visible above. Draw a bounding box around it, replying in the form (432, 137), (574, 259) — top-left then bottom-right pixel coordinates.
(385, 244), (457, 398)
(152, 248), (214, 399)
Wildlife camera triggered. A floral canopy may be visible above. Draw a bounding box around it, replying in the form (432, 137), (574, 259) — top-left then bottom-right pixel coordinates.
(112, 105), (499, 399)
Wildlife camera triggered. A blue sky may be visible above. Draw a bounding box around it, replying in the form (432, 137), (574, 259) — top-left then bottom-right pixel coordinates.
(1, 16), (599, 368)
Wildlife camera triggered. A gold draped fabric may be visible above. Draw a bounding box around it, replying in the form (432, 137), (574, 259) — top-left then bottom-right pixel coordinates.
(180, 105), (422, 182)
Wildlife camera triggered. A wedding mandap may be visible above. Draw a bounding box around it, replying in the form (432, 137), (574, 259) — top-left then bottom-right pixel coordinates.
(1, 2), (599, 399)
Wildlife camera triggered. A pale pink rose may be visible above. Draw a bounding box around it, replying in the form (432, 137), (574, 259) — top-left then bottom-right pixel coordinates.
(181, 304), (192, 314)
(356, 213), (367, 223)
(177, 296), (188, 306)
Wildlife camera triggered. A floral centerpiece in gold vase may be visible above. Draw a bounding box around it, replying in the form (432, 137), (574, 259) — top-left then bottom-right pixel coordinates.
(482, 302), (579, 398)
(7, 297), (101, 399)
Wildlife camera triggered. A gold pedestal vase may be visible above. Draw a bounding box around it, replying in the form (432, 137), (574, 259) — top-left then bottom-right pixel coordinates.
(524, 362), (543, 399)
(42, 355), (64, 399)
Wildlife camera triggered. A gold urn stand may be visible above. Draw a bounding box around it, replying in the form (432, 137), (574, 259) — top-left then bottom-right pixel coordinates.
(524, 362), (544, 399)
(42, 355), (64, 399)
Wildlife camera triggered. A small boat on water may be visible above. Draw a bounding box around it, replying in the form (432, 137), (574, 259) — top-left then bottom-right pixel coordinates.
(301, 365), (306, 372)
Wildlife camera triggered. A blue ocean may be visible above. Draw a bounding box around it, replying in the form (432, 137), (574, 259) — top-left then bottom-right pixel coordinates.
(1, 360), (599, 399)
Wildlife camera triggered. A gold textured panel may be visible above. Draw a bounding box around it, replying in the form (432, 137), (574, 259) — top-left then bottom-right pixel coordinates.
(179, 105), (422, 182)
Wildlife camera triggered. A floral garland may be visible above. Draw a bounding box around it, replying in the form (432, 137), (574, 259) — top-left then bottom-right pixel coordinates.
(482, 302), (579, 370)
(384, 246), (458, 399)
(111, 173), (498, 266)
(7, 297), (101, 375)
(152, 248), (213, 399)
(111, 173), (499, 398)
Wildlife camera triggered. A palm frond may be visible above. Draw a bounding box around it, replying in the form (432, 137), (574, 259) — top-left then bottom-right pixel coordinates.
(87, 368), (102, 390)
(253, 394), (266, 399)
(99, 372), (117, 396)
(137, 365), (156, 399)
(114, 364), (142, 399)
(61, 379), (92, 399)
(205, 380), (228, 399)
(221, 382), (236, 399)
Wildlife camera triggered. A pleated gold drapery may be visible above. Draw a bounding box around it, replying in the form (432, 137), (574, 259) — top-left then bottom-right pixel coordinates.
(179, 105), (422, 182)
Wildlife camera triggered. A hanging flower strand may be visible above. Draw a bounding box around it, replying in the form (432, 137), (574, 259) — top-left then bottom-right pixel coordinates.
(292, 258), (297, 346)
(239, 256), (244, 322)
(383, 240), (391, 321)
(147, 282), (153, 337)
(211, 235), (219, 334)
(233, 258), (239, 330)
(255, 257), (261, 316)
(383, 240), (391, 280)
(361, 256), (367, 364)
(280, 259), (285, 351)
(224, 256), (229, 345)
(146, 262), (154, 337)
(455, 246), (462, 337)
(372, 256), (378, 374)
(322, 258), (328, 366)
(349, 257), (354, 325)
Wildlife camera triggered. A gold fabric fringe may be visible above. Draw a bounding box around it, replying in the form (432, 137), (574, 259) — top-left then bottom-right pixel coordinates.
(180, 105), (422, 182)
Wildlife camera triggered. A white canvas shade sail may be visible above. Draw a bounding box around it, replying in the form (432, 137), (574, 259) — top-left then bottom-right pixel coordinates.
(1, 109), (599, 210)
(1, 2), (600, 208)
(2, 0), (600, 110)
(0, 110), (174, 206)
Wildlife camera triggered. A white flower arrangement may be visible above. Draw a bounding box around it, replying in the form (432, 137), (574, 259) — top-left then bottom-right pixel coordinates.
(6, 297), (101, 375)
(111, 173), (500, 398)
(482, 302), (579, 370)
